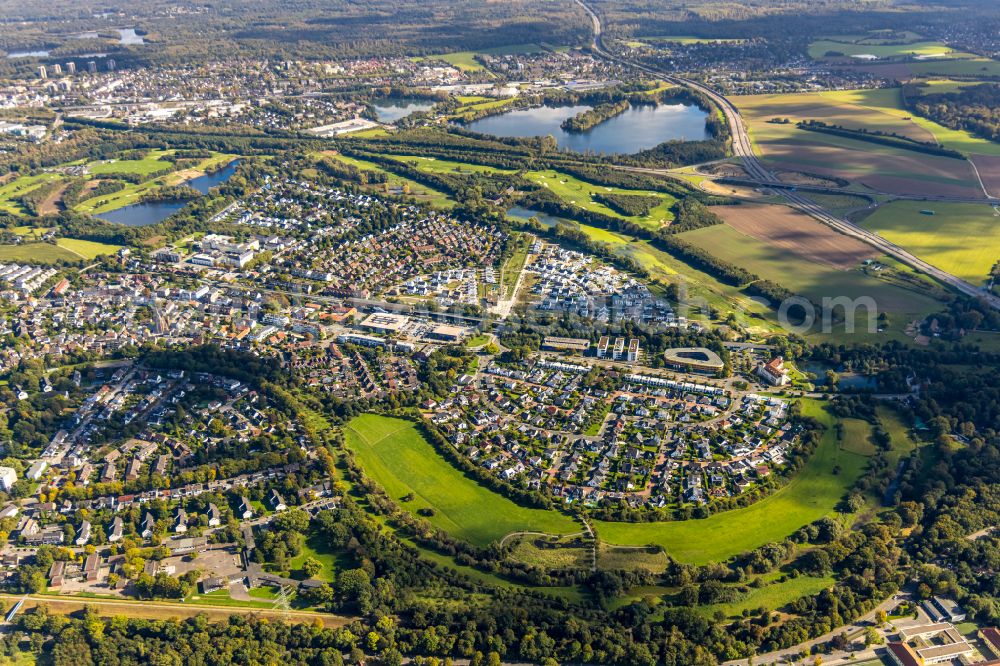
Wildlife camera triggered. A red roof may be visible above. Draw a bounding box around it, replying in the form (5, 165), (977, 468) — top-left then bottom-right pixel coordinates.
(887, 642), (920, 666)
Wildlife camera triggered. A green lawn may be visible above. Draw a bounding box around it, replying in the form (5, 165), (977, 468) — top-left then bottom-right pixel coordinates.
(525, 169), (677, 231)
(861, 200), (1000, 286)
(288, 534), (349, 582)
(594, 401), (872, 564)
(386, 154), (512, 176)
(343, 414), (578, 546)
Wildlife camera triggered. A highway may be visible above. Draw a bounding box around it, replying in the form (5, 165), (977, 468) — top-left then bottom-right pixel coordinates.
(573, 0), (1000, 310)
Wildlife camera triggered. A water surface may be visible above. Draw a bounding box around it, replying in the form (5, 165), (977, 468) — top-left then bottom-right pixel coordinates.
(463, 103), (710, 154)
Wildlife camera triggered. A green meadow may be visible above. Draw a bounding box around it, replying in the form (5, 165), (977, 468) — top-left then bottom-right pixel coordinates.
(343, 414), (578, 546)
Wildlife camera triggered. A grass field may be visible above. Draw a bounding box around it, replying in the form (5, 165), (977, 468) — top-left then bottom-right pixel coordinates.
(412, 43), (544, 72)
(860, 200), (1000, 286)
(56, 237), (122, 259)
(87, 150), (174, 176)
(0, 242), (81, 263)
(288, 533), (351, 582)
(701, 575), (836, 618)
(386, 154), (513, 176)
(322, 153), (454, 208)
(877, 406), (920, 465)
(525, 169), (677, 230)
(343, 414), (578, 546)
(597, 545), (668, 573)
(593, 400), (872, 564)
(0, 173), (62, 215)
(808, 39), (954, 60)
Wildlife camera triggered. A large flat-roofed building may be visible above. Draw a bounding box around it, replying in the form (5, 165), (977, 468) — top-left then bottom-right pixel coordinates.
(427, 324), (467, 343)
(893, 622), (974, 665)
(543, 337), (590, 353)
(921, 596), (966, 623)
(664, 347), (725, 374)
(360, 312), (409, 334)
(612, 337), (625, 360)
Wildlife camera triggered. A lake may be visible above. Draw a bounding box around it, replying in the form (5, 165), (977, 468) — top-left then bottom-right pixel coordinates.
(185, 159), (240, 194)
(96, 200), (187, 227)
(373, 97), (435, 123)
(96, 160), (239, 226)
(462, 103), (710, 154)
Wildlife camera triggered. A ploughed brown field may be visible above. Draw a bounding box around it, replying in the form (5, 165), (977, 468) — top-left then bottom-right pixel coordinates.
(970, 155), (1000, 198)
(709, 203), (879, 269)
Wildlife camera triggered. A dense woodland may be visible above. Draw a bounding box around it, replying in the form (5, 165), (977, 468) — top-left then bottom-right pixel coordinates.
(905, 82), (1000, 144)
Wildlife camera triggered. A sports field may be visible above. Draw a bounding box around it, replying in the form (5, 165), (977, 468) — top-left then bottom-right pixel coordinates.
(526, 169), (678, 230)
(860, 200), (1000, 285)
(593, 401), (872, 564)
(343, 414), (578, 546)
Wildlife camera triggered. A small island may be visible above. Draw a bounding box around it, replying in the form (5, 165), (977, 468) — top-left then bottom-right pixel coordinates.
(560, 100), (631, 132)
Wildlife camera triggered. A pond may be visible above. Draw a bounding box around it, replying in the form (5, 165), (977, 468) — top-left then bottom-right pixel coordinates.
(506, 206), (570, 228)
(96, 200), (188, 227)
(462, 103), (710, 154)
(184, 159), (240, 194)
(372, 97), (435, 123)
(96, 160), (239, 226)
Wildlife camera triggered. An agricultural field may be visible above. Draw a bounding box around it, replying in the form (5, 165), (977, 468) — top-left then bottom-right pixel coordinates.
(593, 400), (873, 565)
(860, 200), (1000, 286)
(735, 89), (988, 198)
(679, 205), (943, 340)
(525, 169), (678, 230)
(343, 414), (579, 546)
(808, 38), (954, 60)
(55, 237), (123, 260)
